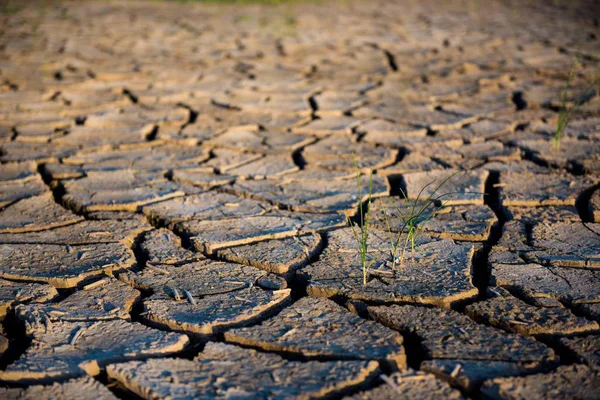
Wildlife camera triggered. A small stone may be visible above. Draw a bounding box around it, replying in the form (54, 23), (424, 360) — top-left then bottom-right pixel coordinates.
(107, 342), (379, 399)
(225, 297), (405, 366)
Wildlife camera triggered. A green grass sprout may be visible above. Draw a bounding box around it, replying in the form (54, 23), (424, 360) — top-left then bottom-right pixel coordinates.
(347, 157), (375, 286)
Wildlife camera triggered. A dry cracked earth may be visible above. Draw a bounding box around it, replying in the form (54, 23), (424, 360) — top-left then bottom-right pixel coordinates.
(0, 0), (600, 398)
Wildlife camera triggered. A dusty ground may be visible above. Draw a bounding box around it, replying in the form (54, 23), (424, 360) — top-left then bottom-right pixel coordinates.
(0, 0), (599, 398)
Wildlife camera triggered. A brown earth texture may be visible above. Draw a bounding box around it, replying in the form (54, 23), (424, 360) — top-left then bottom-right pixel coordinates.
(0, 0), (600, 398)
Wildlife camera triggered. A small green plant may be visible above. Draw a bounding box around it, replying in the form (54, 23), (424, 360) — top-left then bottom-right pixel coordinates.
(347, 158), (375, 287)
(553, 56), (599, 149)
(348, 161), (459, 286)
(553, 58), (580, 149)
(380, 173), (457, 269)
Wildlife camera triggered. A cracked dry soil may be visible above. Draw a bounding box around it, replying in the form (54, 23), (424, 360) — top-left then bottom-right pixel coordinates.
(0, 0), (600, 398)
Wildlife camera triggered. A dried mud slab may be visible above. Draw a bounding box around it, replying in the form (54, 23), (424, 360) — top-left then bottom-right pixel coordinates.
(356, 119), (428, 147)
(489, 258), (600, 306)
(62, 144), (210, 172)
(0, 142), (78, 164)
(0, 376), (118, 400)
(517, 138), (600, 170)
(0, 192), (83, 233)
(16, 278), (140, 325)
(402, 169), (488, 205)
(466, 288), (599, 336)
(592, 189), (600, 222)
(171, 168), (237, 188)
(0, 243), (136, 288)
(560, 335), (600, 367)
(369, 304), (556, 363)
(141, 229), (201, 265)
(370, 199), (497, 241)
(143, 288), (291, 336)
(231, 174), (389, 214)
(204, 128), (313, 154)
(499, 171), (598, 206)
(481, 364), (600, 400)
(369, 304), (557, 389)
(0, 218), (151, 245)
(379, 153), (444, 175)
(353, 101), (475, 131)
(504, 205), (581, 223)
(411, 140), (521, 166)
(0, 279), (57, 320)
(107, 342), (379, 399)
(303, 229), (477, 308)
(226, 154), (299, 179)
(346, 370), (464, 399)
(420, 359), (546, 393)
(302, 135), (397, 170)
(62, 170), (186, 212)
(0, 175), (47, 208)
(142, 191), (268, 226)
(0, 319), (189, 383)
(225, 297), (405, 366)
(0, 161), (38, 183)
(125, 259), (270, 296)
(529, 222), (600, 268)
(181, 211), (345, 253)
(201, 148), (262, 172)
(293, 116), (364, 136)
(215, 234), (321, 275)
